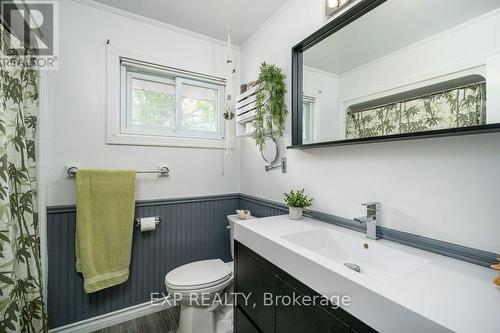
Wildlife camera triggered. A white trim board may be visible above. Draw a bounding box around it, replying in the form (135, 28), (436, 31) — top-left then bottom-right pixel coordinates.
(72, 0), (240, 50)
(340, 61), (486, 105)
(38, 71), (49, 305)
(49, 301), (172, 333)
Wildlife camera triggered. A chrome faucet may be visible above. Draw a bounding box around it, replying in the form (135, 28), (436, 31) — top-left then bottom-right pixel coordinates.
(354, 202), (380, 240)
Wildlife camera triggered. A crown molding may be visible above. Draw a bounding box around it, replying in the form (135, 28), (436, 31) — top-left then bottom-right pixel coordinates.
(71, 0), (240, 50)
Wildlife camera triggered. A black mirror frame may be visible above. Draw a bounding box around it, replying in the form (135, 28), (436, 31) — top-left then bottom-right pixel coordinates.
(290, 0), (500, 149)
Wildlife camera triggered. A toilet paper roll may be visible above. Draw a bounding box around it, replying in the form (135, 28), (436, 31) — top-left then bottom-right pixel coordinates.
(139, 217), (157, 232)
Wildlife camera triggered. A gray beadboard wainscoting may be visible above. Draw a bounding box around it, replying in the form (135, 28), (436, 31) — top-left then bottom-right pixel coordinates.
(47, 194), (240, 329)
(47, 193), (498, 328)
(238, 194), (498, 268)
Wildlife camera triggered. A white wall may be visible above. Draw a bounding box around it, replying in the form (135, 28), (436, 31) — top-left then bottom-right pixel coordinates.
(333, 9), (500, 139)
(45, 0), (241, 206)
(303, 66), (339, 141)
(338, 10), (500, 113)
(239, 0), (500, 254)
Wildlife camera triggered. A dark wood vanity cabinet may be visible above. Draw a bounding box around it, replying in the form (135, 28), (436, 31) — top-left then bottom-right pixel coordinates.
(275, 278), (350, 333)
(235, 245), (276, 332)
(234, 241), (378, 333)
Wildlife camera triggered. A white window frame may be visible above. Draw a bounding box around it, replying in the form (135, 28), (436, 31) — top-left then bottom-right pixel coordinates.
(121, 70), (177, 137)
(302, 94), (316, 144)
(173, 77), (225, 140)
(106, 45), (229, 149)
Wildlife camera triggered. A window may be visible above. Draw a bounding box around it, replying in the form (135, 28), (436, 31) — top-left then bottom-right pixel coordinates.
(302, 94), (315, 144)
(178, 79), (220, 134)
(129, 73), (176, 129)
(116, 59), (225, 146)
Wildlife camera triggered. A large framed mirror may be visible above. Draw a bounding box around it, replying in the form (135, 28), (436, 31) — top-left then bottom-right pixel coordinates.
(291, 0), (500, 148)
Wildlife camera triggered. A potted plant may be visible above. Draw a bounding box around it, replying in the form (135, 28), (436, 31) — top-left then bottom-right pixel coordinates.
(283, 189), (313, 220)
(254, 62), (288, 151)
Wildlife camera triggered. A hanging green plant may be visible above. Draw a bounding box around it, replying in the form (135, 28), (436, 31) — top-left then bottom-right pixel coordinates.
(254, 62), (288, 151)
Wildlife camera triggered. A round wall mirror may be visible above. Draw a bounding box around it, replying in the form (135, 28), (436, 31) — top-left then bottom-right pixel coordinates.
(261, 136), (279, 165)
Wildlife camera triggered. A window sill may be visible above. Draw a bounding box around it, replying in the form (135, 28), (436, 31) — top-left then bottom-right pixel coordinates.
(107, 132), (233, 149)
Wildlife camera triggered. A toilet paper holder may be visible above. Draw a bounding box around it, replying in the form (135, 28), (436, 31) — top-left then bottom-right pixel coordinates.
(135, 216), (161, 228)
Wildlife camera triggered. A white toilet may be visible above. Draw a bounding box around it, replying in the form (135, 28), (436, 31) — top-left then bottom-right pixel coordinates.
(165, 214), (251, 333)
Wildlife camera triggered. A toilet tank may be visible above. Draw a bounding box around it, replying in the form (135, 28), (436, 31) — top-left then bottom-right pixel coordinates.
(227, 214), (254, 259)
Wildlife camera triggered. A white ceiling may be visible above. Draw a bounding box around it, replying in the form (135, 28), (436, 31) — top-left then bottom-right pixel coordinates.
(92, 0), (288, 45)
(304, 0), (500, 75)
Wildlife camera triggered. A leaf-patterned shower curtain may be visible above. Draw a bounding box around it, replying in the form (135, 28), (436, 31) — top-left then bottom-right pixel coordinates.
(0, 27), (47, 332)
(346, 82), (486, 139)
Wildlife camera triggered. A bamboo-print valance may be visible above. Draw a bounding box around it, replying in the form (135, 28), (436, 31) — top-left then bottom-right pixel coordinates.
(346, 82), (486, 139)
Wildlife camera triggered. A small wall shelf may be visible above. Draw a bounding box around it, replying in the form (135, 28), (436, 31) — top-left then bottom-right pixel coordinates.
(236, 84), (259, 137)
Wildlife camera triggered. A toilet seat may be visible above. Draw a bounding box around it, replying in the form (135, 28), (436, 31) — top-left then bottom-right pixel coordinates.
(165, 259), (232, 291)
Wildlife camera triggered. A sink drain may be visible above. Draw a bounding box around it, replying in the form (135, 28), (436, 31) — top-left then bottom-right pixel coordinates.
(344, 263), (361, 273)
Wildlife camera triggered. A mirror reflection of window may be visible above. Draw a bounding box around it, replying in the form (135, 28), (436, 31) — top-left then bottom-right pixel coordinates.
(302, 95), (315, 144)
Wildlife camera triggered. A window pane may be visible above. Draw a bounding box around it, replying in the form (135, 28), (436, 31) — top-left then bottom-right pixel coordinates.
(302, 100), (314, 144)
(131, 78), (175, 128)
(181, 84), (218, 132)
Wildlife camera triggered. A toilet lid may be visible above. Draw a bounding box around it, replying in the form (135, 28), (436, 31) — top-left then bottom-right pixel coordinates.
(165, 259), (231, 290)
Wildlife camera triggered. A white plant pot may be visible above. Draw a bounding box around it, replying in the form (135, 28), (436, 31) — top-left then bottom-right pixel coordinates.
(289, 206), (303, 220)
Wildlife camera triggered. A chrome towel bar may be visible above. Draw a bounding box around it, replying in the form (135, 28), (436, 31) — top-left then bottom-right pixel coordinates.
(66, 166), (170, 177)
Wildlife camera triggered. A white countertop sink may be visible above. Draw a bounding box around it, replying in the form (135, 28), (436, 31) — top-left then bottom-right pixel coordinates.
(283, 228), (431, 282)
(234, 215), (500, 333)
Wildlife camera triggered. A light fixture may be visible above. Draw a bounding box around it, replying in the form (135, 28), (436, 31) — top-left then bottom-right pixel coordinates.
(325, 0), (352, 16)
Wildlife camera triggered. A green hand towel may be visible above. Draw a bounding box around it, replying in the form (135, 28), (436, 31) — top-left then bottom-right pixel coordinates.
(76, 169), (136, 293)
